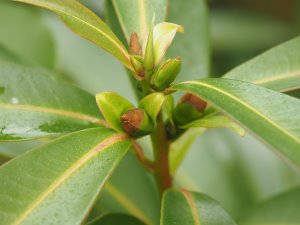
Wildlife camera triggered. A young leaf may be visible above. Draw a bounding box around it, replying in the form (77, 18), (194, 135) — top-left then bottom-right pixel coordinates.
(12, 0), (133, 71)
(224, 36), (300, 92)
(0, 62), (106, 141)
(171, 78), (300, 168)
(87, 214), (145, 225)
(0, 127), (131, 225)
(96, 92), (134, 133)
(110, 0), (168, 42)
(153, 23), (184, 65)
(181, 114), (246, 137)
(241, 187), (300, 225)
(139, 92), (165, 125)
(161, 190), (237, 225)
(167, 0), (210, 80)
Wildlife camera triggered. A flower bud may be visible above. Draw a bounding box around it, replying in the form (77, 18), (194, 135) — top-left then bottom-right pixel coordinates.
(121, 108), (154, 137)
(96, 92), (134, 132)
(130, 55), (145, 80)
(129, 32), (143, 56)
(174, 93), (207, 125)
(151, 57), (181, 91)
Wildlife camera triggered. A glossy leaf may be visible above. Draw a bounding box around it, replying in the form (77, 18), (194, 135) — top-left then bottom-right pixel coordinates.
(96, 92), (134, 133)
(0, 1), (55, 68)
(87, 214), (145, 225)
(161, 190), (237, 225)
(241, 187), (300, 225)
(171, 79), (300, 168)
(0, 127), (131, 225)
(90, 152), (160, 225)
(168, 0), (210, 80)
(181, 114), (246, 137)
(224, 36), (300, 92)
(110, 0), (168, 42)
(139, 92), (165, 125)
(13, 0), (133, 70)
(0, 62), (105, 141)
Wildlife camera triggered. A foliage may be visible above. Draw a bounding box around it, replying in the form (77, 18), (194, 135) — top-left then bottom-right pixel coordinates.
(0, 0), (300, 224)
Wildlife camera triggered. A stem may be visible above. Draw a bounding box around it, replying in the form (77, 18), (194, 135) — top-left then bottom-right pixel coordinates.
(132, 141), (155, 173)
(151, 113), (172, 196)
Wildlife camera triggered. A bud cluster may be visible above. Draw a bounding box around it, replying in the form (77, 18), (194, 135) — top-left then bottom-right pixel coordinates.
(96, 92), (165, 138)
(129, 21), (184, 93)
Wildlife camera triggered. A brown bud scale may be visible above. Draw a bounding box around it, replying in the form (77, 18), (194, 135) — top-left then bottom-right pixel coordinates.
(129, 32), (143, 56)
(121, 108), (144, 134)
(179, 93), (207, 112)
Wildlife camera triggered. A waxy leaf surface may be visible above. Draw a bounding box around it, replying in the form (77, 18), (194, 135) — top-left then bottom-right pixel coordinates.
(0, 62), (105, 141)
(0, 127), (131, 225)
(224, 36), (300, 92)
(87, 213), (145, 225)
(13, 0), (133, 70)
(161, 190), (236, 225)
(172, 79), (300, 168)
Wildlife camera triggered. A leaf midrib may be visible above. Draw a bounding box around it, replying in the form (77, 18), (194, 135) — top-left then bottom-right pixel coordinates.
(105, 182), (154, 225)
(254, 69), (300, 85)
(181, 190), (201, 225)
(0, 103), (107, 126)
(12, 133), (128, 225)
(176, 81), (300, 144)
(15, 0), (130, 62)
(138, 0), (147, 39)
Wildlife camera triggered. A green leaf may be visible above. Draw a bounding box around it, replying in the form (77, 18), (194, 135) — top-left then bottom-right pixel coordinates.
(224, 36), (300, 92)
(171, 78), (300, 168)
(139, 92), (165, 125)
(87, 213), (145, 225)
(169, 128), (204, 175)
(0, 1), (55, 69)
(175, 129), (300, 220)
(89, 151), (160, 225)
(241, 187), (300, 225)
(168, 0), (210, 80)
(0, 44), (26, 65)
(110, 0), (168, 42)
(96, 92), (134, 133)
(0, 62), (105, 141)
(181, 114), (246, 137)
(161, 190), (237, 225)
(12, 0), (133, 71)
(0, 127), (131, 225)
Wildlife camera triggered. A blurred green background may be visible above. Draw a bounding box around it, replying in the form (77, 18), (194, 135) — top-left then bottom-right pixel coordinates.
(0, 0), (300, 224)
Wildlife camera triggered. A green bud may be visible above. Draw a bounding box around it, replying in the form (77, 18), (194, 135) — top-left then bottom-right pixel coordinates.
(139, 92), (165, 125)
(174, 93), (207, 125)
(121, 108), (154, 137)
(130, 55), (145, 80)
(151, 57), (181, 91)
(144, 19), (154, 72)
(96, 92), (134, 132)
